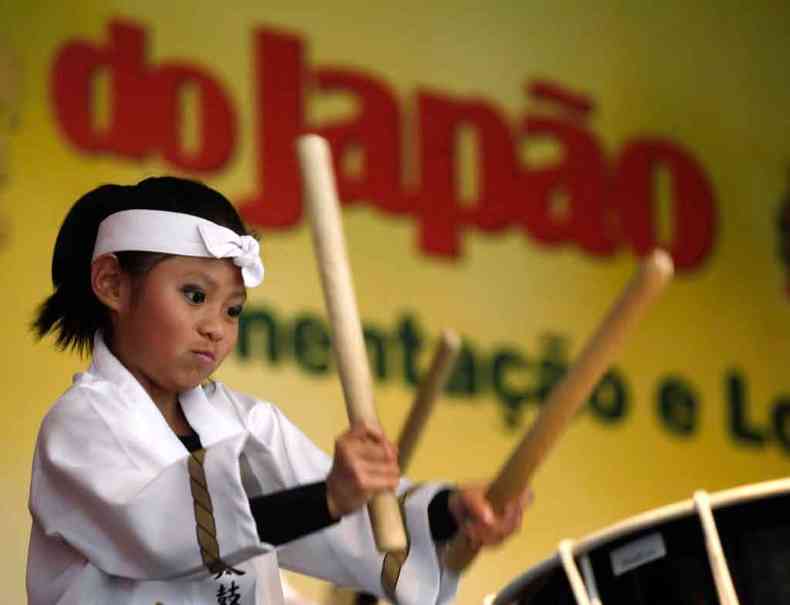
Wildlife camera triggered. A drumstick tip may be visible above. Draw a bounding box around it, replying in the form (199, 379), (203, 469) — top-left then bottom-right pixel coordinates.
(440, 329), (462, 352)
(296, 133), (329, 156)
(646, 249), (674, 283)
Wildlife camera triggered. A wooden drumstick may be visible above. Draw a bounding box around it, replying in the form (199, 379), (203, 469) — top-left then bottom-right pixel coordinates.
(337, 330), (461, 605)
(445, 250), (674, 571)
(397, 329), (461, 470)
(297, 134), (407, 553)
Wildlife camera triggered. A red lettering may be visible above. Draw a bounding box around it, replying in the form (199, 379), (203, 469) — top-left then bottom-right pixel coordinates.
(153, 65), (235, 171)
(238, 29), (305, 228)
(528, 80), (594, 116)
(50, 20), (719, 273)
(518, 115), (615, 255)
(51, 19), (235, 171)
(415, 91), (516, 256)
(613, 139), (716, 269)
(52, 20), (151, 156)
(238, 31), (405, 228)
(315, 68), (405, 214)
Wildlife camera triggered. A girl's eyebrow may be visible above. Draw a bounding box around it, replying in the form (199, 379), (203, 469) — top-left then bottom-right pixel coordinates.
(184, 272), (247, 301)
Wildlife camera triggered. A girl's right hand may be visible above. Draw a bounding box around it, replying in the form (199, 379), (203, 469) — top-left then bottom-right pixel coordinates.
(325, 423), (400, 519)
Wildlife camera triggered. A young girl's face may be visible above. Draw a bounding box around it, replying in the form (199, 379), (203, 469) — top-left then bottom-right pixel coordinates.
(112, 255), (246, 407)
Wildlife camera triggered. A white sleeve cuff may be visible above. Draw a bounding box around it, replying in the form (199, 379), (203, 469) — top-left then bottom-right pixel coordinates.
(391, 483), (460, 605)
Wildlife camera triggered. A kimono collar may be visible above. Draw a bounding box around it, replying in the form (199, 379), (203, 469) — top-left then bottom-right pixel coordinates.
(88, 333), (244, 467)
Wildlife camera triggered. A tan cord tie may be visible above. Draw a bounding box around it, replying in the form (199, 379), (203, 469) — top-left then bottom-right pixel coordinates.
(188, 449), (243, 577)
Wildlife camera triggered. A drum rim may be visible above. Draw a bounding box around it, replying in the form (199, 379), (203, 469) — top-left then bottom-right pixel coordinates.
(492, 476), (790, 605)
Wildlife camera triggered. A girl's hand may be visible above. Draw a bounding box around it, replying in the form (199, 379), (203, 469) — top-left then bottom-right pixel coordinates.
(326, 423), (400, 519)
(448, 484), (533, 550)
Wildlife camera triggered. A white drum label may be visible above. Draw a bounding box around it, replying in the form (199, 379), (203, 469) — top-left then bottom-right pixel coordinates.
(609, 532), (667, 576)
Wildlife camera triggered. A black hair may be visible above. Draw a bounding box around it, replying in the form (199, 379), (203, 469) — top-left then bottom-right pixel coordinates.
(33, 176), (249, 355)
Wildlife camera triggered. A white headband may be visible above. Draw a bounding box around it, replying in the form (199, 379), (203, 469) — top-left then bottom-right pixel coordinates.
(92, 209), (264, 287)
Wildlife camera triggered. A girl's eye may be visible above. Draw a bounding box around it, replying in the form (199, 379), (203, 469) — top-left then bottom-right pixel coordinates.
(182, 287), (206, 305)
(227, 304), (244, 318)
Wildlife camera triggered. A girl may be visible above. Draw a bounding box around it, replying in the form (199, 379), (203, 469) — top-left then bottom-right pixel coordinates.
(28, 177), (529, 605)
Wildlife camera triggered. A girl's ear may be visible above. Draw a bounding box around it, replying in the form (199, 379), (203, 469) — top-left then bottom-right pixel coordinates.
(91, 254), (129, 312)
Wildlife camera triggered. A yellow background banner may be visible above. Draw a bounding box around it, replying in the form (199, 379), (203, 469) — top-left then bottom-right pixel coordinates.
(2, 2), (789, 603)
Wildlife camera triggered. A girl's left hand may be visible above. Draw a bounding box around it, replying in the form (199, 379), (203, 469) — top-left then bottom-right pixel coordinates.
(447, 484), (533, 550)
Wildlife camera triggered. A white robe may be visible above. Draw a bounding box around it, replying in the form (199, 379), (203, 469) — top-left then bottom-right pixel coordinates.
(27, 335), (459, 605)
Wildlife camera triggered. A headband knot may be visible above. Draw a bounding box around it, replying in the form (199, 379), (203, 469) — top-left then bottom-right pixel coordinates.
(197, 224), (263, 287)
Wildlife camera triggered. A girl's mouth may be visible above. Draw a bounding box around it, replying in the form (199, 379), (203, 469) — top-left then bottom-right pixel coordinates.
(193, 351), (215, 364)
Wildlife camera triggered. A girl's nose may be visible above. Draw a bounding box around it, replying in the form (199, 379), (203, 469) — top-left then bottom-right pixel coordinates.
(198, 314), (224, 341)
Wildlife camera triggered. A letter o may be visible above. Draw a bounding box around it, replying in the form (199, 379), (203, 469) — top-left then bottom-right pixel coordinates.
(151, 63), (236, 171)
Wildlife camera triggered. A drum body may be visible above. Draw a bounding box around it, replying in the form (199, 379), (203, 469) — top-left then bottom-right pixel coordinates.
(493, 479), (790, 605)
